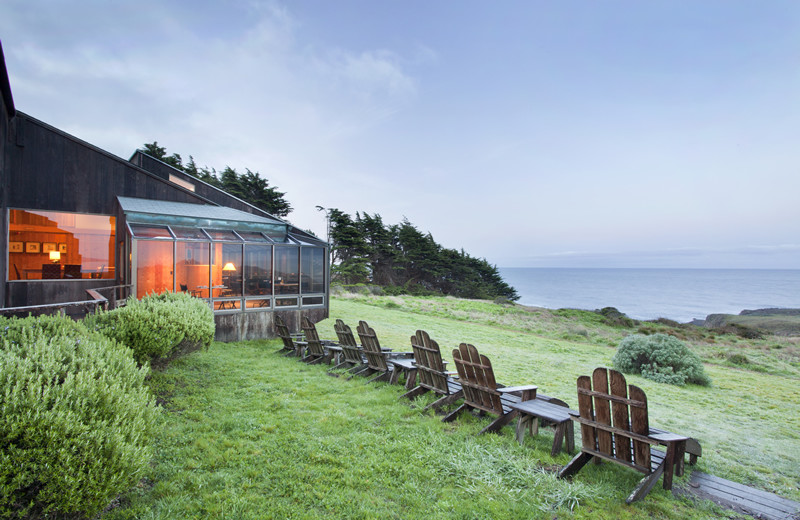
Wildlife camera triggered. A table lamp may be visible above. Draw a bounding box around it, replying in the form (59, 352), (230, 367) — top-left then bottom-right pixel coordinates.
(49, 251), (61, 264)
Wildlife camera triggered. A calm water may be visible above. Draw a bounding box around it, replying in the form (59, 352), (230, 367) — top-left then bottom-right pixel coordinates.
(498, 268), (800, 323)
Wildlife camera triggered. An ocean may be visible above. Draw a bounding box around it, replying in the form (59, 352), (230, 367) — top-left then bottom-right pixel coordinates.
(498, 268), (800, 323)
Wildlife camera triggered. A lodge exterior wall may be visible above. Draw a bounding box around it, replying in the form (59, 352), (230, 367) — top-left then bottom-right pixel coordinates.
(0, 112), (330, 340)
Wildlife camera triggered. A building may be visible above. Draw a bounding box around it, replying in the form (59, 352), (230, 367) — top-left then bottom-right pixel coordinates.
(0, 41), (329, 340)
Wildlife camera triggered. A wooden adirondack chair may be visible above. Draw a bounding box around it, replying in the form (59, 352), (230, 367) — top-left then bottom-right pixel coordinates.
(274, 315), (305, 356)
(355, 320), (396, 383)
(401, 330), (463, 411)
(558, 367), (696, 503)
(331, 319), (369, 376)
(300, 317), (339, 365)
(353, 321), (414, 384)
(443, 343), (537, 435)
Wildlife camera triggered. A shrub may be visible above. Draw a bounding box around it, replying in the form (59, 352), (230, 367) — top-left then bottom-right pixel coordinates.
(595, 307), (637, 328)
(85, 291), (214, 365)
(0, 314), (159, 518)
(612, 333), (711, 386)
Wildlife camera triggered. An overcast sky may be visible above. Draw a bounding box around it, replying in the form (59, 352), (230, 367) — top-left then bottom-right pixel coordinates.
(2, 1), (799, 268)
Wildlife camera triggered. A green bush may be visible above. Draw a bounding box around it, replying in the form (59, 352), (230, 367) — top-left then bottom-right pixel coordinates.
(0, 314), (159, 518)
(612, 333), (711, 386)
(85, 291), (214, 365)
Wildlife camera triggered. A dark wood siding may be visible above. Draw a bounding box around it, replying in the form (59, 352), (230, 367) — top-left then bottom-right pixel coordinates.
(131, 152), (279, 219)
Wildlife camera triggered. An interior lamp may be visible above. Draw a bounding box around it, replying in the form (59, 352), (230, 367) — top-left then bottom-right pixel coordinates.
(222, 262), (236, 271)
(49, 251), (61, 263)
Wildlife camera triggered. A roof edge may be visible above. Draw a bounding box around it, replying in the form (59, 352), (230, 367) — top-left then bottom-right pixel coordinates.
(0, 40), (17, 117)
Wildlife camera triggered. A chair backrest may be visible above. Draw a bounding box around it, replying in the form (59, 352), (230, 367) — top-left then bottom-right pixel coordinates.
(452, 343), (503, 415)
(411, 330), (450, 394)
(334, 319), (363, 365)
(180, 283), (188, 292)
(356, 320), (389, 372)
(274, 315), (295, 350)
(41, 263), (61, 279)
(301, 316), (326, 358)
(63, 264), (82, 279)
(575, 367), (651, 473)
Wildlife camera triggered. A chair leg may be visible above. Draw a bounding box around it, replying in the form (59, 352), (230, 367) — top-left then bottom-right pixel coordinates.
(516, 415), (531, 445)
(558, 452), (593, 480)
(565, 421), (575, 453)
(427, 390), (463, 412)
(442, 403), (469, 423)
(479, 410), (518, 435)
(626, 462), (665, 504)
(347, 366), (372, 380)
(401, 385), (428, 400)
(551, 422), (567, 457)
(366, 371), (390, 384)
(404, 368), (418, 390)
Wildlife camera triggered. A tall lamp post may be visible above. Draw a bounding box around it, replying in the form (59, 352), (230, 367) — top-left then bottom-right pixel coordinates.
(316, 205), (334, 273)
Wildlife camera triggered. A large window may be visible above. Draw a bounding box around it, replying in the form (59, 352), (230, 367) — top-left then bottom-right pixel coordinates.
(212, 242), (242, 310)
(301, 247), (325, 293)
(8, 209), (115, 281)
(128, 222), (326, 312)
(176, 241), (210, 298)
(136, 241), (173, 298)
(244, 244), (272, 296)
(274, 246), (299, 295)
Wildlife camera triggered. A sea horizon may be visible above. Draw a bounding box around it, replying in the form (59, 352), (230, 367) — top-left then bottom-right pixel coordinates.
(498, 267), (800, 323)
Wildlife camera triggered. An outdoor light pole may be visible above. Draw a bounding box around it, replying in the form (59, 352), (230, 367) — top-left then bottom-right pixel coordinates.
(316, 205), (334, 265)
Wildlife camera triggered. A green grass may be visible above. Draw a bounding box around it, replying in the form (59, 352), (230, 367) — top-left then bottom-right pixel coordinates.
(104, 295), (799, 519)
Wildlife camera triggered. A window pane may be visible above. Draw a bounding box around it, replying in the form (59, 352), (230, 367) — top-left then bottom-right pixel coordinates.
(214, 300), (240, 311)
(274, 246), (299, 295)
(136, 240), (173, 298)
(212, 242), (242, 297)
(205, 229), (241, 241)
(176, 241), (210, 298)
(238, 231), (270, 243)
(275, 297), (298, 307)
(171, 227), (208, 240)
(244, 244), (272, 296)
(301, 247), (325, 293)
(9, 209), (115, 281)
(302, 296), (324, 306)
(130, 224), (172, 238)
(245, 298), (271, 309)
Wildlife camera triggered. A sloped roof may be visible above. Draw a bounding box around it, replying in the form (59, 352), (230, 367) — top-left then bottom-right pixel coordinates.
(0, 40), (16, 117)
(118, 196), (284, 226)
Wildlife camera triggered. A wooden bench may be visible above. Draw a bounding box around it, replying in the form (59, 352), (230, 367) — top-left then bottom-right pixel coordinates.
(558, 367), (701, 503)
(401, 330), (463, 411)
(443, 343), (537, 435)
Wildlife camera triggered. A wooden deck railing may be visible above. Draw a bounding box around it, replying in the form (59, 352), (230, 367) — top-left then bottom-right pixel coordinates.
(0, 284), (131, 319)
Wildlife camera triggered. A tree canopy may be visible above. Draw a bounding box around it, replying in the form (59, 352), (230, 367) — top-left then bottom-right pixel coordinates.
(329, 210), (519, 301)
(141, 142), (292, 217)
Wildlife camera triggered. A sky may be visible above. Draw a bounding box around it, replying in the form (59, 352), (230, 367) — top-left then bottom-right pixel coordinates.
(2, 1), (799, 269)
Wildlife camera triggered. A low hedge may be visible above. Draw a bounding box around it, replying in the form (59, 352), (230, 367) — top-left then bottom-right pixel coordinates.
(85, 291), (215, 366)
(612, 333), (711, 386)
(0, 314), (159, 519)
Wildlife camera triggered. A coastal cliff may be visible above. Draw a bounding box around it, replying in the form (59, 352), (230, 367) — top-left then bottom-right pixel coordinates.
(704, 308), (800, 336)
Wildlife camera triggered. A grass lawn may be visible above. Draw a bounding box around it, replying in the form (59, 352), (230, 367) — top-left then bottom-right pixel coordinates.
(105, 295), (799, 519)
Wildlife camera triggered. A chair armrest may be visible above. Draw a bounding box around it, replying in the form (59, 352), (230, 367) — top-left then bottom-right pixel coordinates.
(651, 432), (689, 443)
(498, 385), (538, 400)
